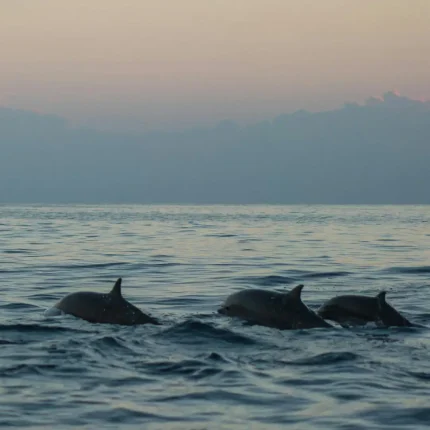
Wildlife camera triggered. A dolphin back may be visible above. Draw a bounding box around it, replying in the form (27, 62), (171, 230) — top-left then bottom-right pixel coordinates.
(53, 279), (159, 326)
(317, 295), (379, 325)
(219, 286), (331, 330)
(376, 292), (414, 327)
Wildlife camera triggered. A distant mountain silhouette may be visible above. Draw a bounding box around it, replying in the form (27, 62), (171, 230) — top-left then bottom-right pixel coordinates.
(1, 92), (429, 204)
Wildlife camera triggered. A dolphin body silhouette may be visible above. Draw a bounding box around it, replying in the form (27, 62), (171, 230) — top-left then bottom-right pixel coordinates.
(218, 284), (332, 330)
(376, 291), (416, 327)
(48, 278), (159, 326)
(317, 291), (414, 327)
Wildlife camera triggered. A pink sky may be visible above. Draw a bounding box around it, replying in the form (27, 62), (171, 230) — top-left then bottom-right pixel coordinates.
(1, 0), (429, 131)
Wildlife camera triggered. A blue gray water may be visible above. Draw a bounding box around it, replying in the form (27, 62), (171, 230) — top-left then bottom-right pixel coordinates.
(1, 205), (430, 429)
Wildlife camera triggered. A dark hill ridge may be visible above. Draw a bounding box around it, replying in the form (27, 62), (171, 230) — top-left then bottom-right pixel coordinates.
(1, 92), (429, 204)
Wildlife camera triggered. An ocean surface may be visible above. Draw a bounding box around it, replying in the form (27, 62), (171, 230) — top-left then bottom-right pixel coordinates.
(1, 204), (430, 430)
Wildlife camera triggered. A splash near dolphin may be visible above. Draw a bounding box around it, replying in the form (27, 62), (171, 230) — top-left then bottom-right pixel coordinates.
(218, 284), (332, 330)
(46, 278), (159, 326)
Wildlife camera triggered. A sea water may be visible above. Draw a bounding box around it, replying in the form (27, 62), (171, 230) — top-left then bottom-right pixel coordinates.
(1, 204), (429, 429)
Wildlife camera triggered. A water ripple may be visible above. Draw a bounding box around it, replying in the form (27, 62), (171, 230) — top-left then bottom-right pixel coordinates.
(1, 204), (430, 429)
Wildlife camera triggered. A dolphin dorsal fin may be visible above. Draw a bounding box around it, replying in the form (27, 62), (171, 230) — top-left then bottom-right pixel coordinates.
(287, 284), (304, 301)
(376, 291), (387, 307)
(109, 278), (122, 297)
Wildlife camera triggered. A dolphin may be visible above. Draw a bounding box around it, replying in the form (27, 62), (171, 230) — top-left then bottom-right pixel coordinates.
(218, 284), (332, 330)
(317, 291), (414, 327)
(46, 278), (159, 326)
(376, 291), (414, 327)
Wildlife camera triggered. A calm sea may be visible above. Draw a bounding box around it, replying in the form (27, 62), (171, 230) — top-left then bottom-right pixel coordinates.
(1, 205), (429, 429)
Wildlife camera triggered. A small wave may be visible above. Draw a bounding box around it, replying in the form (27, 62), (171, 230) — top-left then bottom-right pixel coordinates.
(120, 261), (182, 271)
(145, 262), (181, 268)
(383, 266), (430, 275)
(0, 269), (27, 274)
(235, 271), (350, 286)
(364, 406), (430, 426)
(156, 296), (205, 306)
(0, 302), (39, 310)
(31, 293), (61, 300)
(144, 353), (236, 380)
(302, 271), (351, 279)
(3, 249), (33, 254)
(54, 262), (130, 270)
(205, 233), (237, 238)
(144, 358), (207, 376)
(414, 313), (430, 326)
(238, 238), (261, 243)
(0, 323), (88, 334)
(287, 351), (361, 366)
(235, 275), (297, 286)
(206, 352), (230, 363)
(154, 388), (273, 406)
(141, 358), (242, 383)
(0, 363), (58, 377)
(408, 371), (430, 381)
(161, 320), (257, 345)
(99, 375), (155, 388)
(91, 335), (137, 355)
(81, 407), (173, 423)
(0, 339), (21, 345)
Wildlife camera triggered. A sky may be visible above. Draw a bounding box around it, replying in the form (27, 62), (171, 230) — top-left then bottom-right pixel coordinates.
(1, 0), (430, 132)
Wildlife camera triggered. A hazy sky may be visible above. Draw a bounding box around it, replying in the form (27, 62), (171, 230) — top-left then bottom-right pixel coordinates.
(1, 0), (429, 131)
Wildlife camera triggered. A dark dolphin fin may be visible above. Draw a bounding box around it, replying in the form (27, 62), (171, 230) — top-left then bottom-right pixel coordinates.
(282, 284), (304, 306)
(109, 278), (122, 298)
(376, 291), (413, 327)
(283, 284), (332, 328)
(376, 291), (387, 309)
(288, 284), (304, 300)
